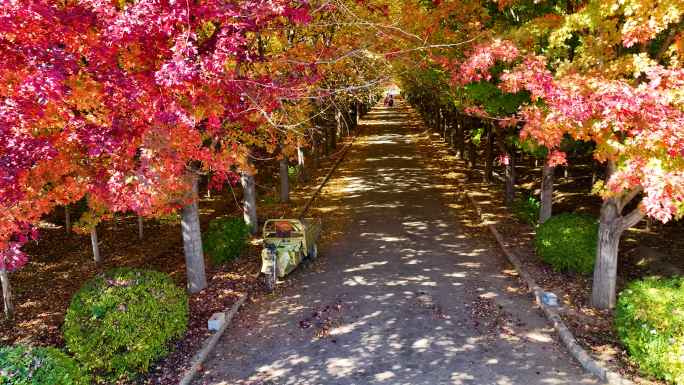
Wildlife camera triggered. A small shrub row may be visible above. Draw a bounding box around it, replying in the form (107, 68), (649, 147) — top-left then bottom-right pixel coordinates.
(616, 277), (684, 384)
(202, 216), (251, 263)
(0, 345), (90, 385)
(63, 268), (188, 375)
(508, 196), (540, 226)
(532, 212), (598, 275)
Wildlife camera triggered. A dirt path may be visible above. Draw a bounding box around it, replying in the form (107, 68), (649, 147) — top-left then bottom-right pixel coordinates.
(195, 102), (597, 385)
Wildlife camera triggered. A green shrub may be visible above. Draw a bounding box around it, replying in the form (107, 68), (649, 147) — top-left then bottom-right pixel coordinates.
(63, 268), (188, 375)
(158, 211), (180, 225)
(288, 166), (300, 183)
(532, 212), (599, 275)
(256, 191), (279, 205)
(0, 345), (91, 385)
(508, 196), (540, 225)
(616, 277), (684, 384)
(202, 216), (251, 263)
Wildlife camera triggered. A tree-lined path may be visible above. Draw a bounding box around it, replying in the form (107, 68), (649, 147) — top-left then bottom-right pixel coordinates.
(195, 101), (597, 385)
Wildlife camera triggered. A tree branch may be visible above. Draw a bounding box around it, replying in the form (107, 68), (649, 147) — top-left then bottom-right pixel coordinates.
(633, 13), (684, 86)
(616, 205), (646, 234)
(558, 138), (575, 153)
(617, 186), (643, 213)
(495, 124), (507, 153)
(654, 14), (684, 64)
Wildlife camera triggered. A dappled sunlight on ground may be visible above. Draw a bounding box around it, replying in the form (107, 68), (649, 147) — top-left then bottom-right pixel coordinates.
(195, 102), (596, 385)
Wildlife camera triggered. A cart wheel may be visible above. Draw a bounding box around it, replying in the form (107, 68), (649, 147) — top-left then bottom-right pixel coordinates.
(308, 242), (318, 261)
(265, 273), (276, 292)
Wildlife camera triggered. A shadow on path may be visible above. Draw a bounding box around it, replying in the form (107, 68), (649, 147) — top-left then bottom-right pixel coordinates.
(195, 103), (597, 385)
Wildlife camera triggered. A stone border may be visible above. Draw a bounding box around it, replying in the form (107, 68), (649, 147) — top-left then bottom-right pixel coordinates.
(178, 293), (248, 385)
(419, 129), (634, 384)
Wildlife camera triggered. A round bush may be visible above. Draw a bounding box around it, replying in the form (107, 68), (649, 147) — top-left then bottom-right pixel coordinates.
(616, 278), (684, 384)
(63, 268), (188, 374)
(508, 196), (540, 226)
(202, 216), (251, 263)
(0, 344), (91, 385)
(532, 212), (599, 275)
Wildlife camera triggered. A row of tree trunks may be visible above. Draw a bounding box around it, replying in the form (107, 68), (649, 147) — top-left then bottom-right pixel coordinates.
(276, 97), (362, 206)
(4, 99), (368, 316)
(409, 96), (648, 310)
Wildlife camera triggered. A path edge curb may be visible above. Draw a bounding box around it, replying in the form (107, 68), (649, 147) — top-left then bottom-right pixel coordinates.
(178, 293), (248, 385)
(417, 125), (634, 384)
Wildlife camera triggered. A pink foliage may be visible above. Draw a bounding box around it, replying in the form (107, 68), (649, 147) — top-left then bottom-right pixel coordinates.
(454, 40), (520, 86)
(0, 0), (315, 270)
(500, 52), (684, 222)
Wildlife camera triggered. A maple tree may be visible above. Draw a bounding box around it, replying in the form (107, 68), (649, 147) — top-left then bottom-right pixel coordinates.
(450, 1), (684, 309)
(0, 0), (319, 304)
(394, 0), (684, 310)
(0, 0), (419, 320)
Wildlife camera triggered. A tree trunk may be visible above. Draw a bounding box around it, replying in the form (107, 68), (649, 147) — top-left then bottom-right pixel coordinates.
(312, 131), (319, 170)
(241, 154), (258, 236)
(443, 112), (449, 142)
(467, 118), (476, 168)
(65, 205), (71, 235)
(589, 160), (646, 309)
(180, 176), (208, 295)
(504, 147), (516, 205)
(90, 229), (100, 267)
(590, 201), (621, 309)
(591, 159), (599, 185)
(1, 267), (13, 321)
(138, 215), (143, 240)
(467, 141), (476, 168)
(85, 193), (100, 268)
(435, 108), (441, 133)
(322, 127), (329, 157)
(279, 152), (290, 203)
(352, 101), (358, 126)
(483, 127), (495, 183)
(456, 115), (465, 159)
(297, 145), (307, 183)
(539, 158), (556, 223)
(646, 217), (653, 233)
(331, 112), (339, 150)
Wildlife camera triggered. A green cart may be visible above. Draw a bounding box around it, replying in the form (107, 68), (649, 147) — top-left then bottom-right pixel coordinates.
(260, 218), (322, 292)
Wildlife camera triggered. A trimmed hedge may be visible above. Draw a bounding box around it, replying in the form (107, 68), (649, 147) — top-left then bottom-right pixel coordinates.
(202, 216), (251, 263)
(532, 212), (599, 275)
(508, 196), (540, 226)
(63, 268), (188, 375)
(0, 345), (91, 385)
(616, 277), (684, 384)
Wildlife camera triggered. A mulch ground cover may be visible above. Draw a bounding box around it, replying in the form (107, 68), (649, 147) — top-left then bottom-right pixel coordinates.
(1, 125), (362, 384)
(402, 103), (677, 385)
